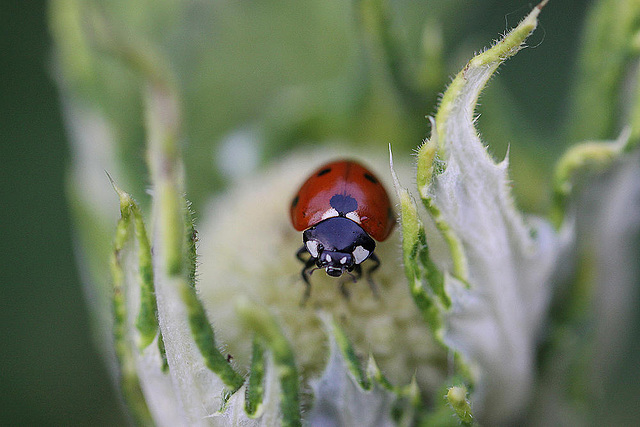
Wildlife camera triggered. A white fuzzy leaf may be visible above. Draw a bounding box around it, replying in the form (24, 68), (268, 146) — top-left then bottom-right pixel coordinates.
(530, 140), (640, 425)
(307, 327), (396, 427)
(419, 2), (563, 423)
(151, 254), (229, 426)
(120, 247), (185, 426)
(575, 148), (640, 388)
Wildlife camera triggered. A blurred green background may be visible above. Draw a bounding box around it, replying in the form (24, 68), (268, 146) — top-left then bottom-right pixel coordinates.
(3, 0), (635, 425)
(1, 1), (127, 425)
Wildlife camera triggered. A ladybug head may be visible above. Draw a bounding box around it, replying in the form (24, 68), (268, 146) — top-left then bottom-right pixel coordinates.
(303, 216), (376, 278)
(317, 250), (354, 277)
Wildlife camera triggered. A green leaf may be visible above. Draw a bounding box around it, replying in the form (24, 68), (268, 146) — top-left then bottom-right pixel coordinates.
(446, 386), (474, 426)
(390, 147), (448, 338)
(551, 128), (632, 228)
(244, 338), (266, 417)
(107, 175), (158, 350)
(567, 0), (640, 143)
(109, 184), (154, 426)
(236, 299), (302, 427)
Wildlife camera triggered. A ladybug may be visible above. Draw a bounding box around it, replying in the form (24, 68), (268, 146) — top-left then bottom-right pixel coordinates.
(290, 159), (395, 301)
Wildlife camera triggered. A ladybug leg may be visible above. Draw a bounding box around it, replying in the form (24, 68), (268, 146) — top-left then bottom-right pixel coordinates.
(351, 264), (362, 282)
(339, 264), (360, 300)
(339, 281), (351, 299)
(297, 247), (316, 306)
(296, 245), (309, 263)
(301, 260), (316, 305)
(365, 253), (381, 298)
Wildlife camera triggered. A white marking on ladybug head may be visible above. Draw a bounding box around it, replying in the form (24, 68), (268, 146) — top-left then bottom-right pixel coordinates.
(340, 256), (347, 264)
(325, 254), (332, 262)
(306, 240), (319, 258)
(321, 207), (339, 221)
(352, 246), (370, 264)
(346, 211), (361, 224)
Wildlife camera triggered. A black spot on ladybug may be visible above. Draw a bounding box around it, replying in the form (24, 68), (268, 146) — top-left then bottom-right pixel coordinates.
(317, 168), (332, 177)
(330, 194), (358, 214)
(291, 195), (299, 209)
(364, 173), (378, 184)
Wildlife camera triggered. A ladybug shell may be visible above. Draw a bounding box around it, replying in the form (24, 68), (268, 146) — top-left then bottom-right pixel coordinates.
(290, 160), (395, 241)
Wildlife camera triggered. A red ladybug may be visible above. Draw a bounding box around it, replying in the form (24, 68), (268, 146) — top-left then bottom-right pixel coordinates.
(290, 160), (395, 301)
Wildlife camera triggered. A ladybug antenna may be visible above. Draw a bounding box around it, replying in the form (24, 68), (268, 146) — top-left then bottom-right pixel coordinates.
(345, 271), (357, 283)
